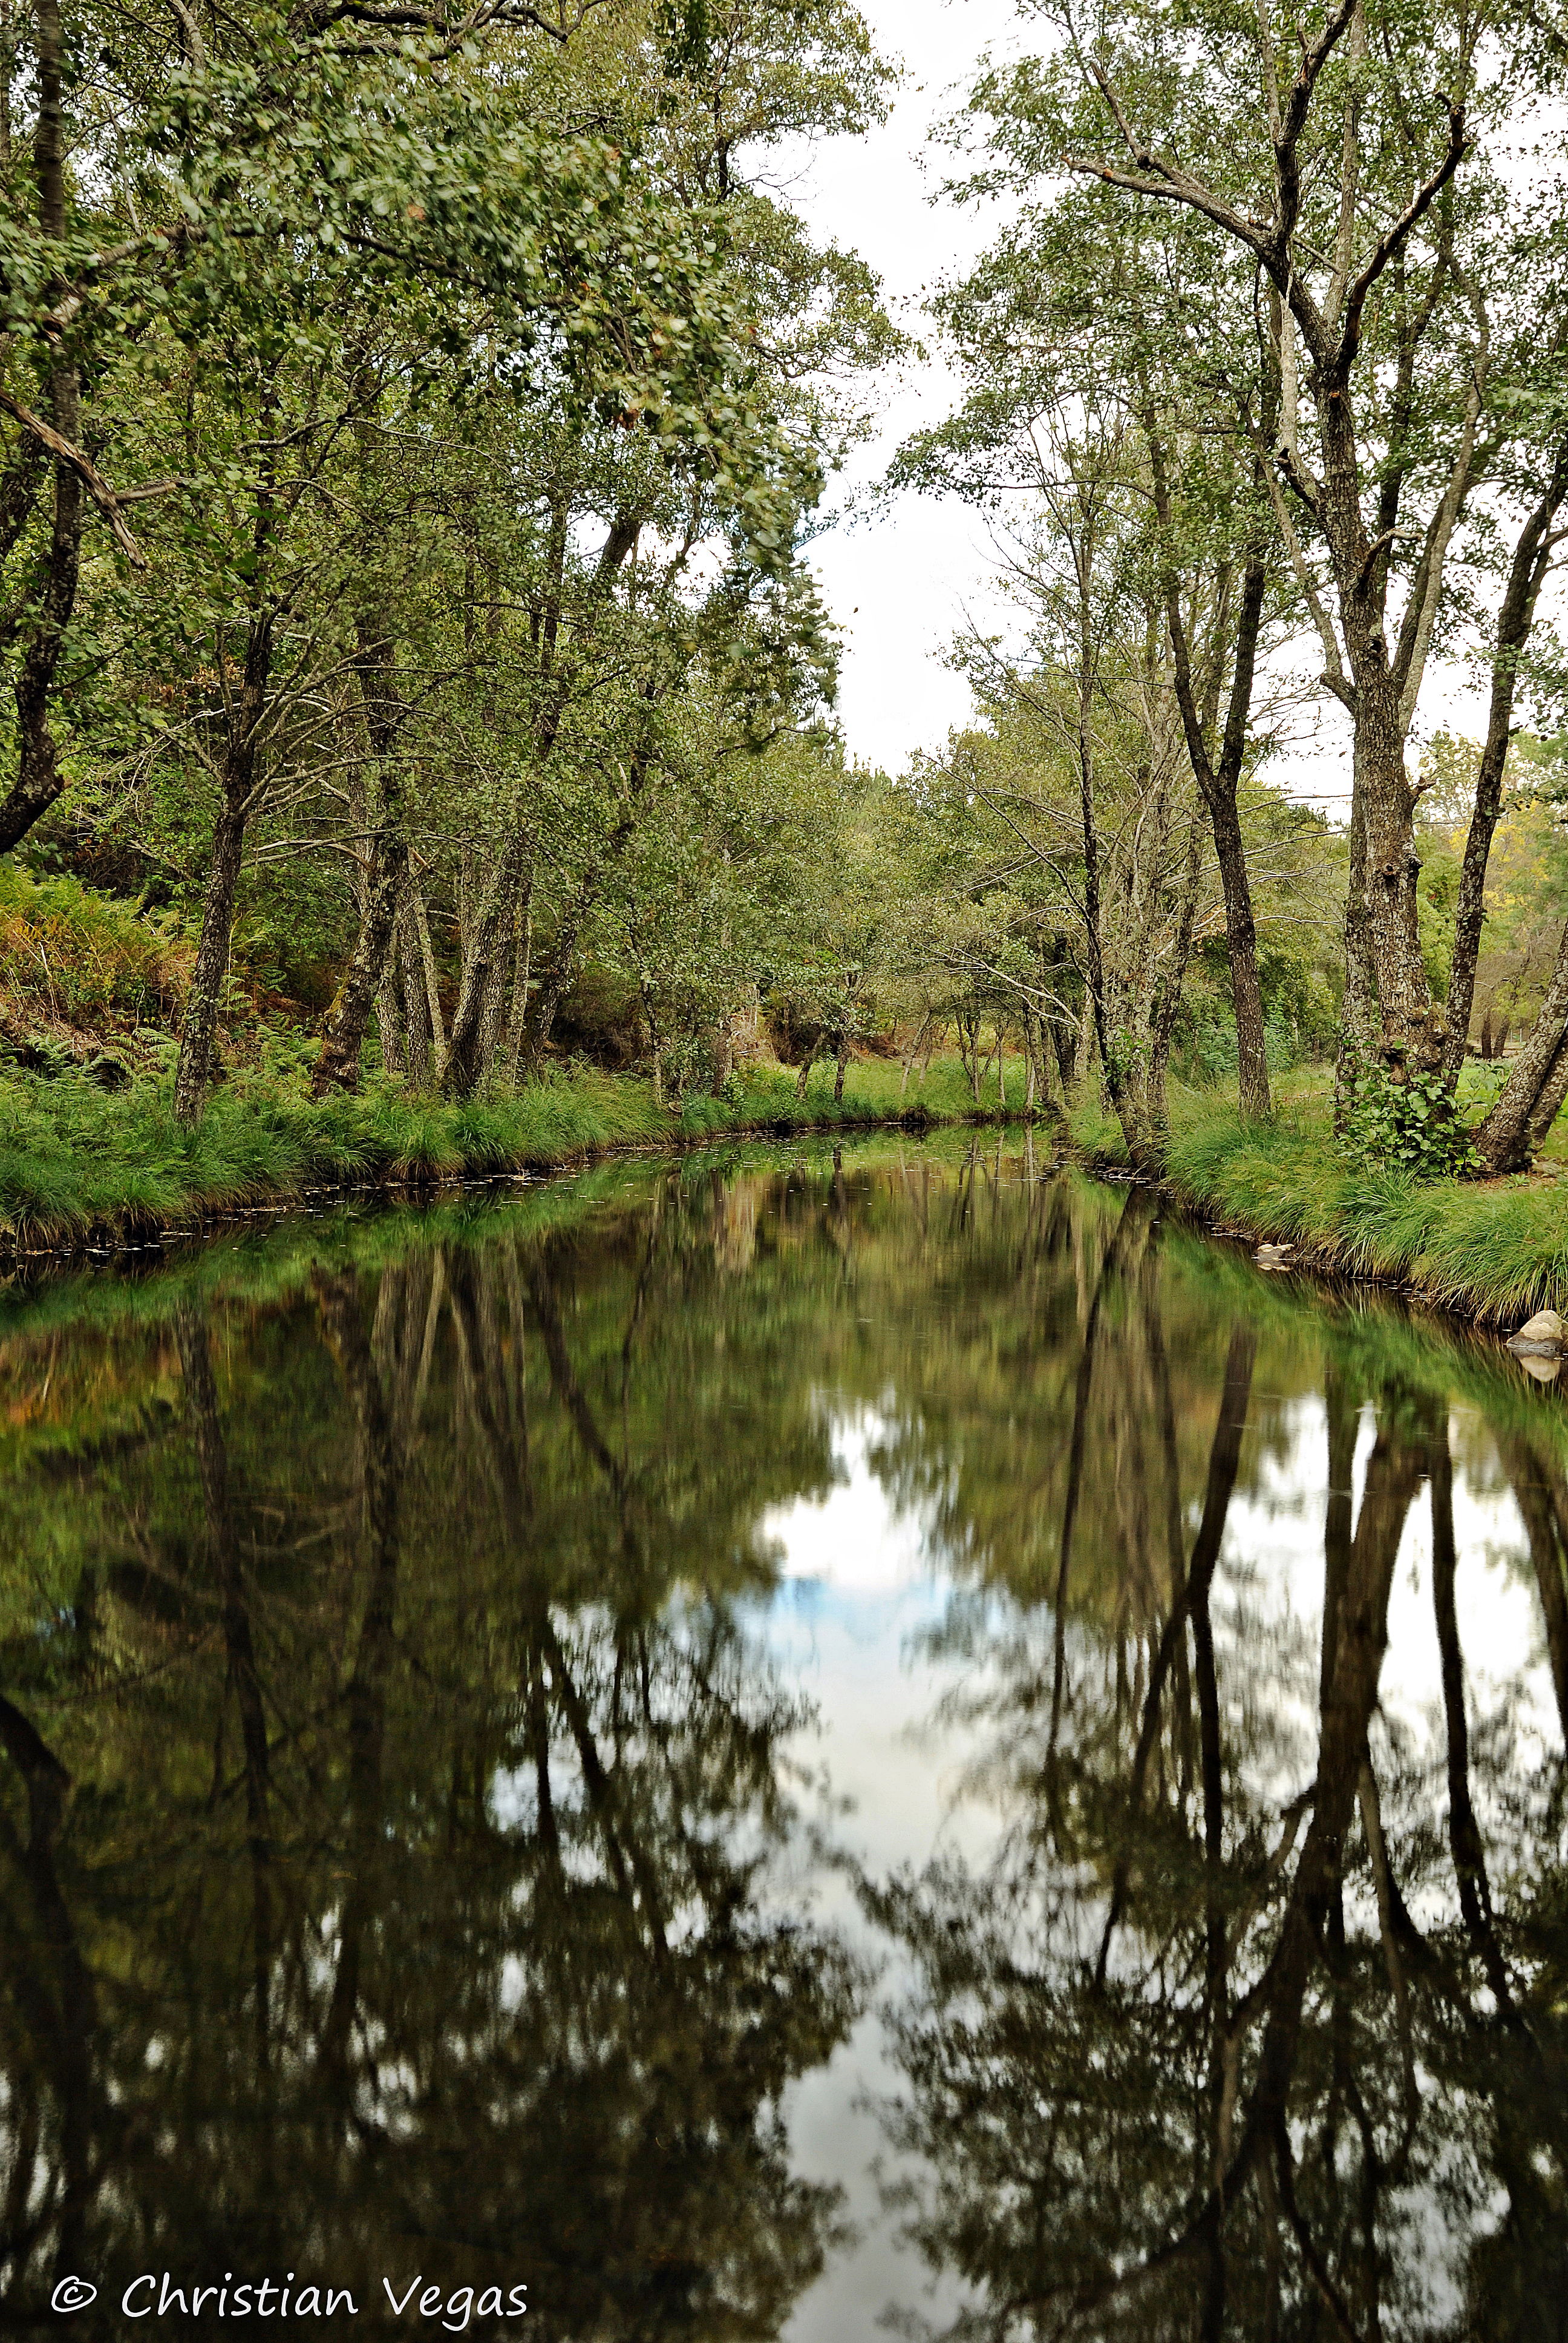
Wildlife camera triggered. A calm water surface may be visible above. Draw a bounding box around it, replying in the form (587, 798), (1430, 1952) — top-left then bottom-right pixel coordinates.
(1, 1136), (1565, 2341)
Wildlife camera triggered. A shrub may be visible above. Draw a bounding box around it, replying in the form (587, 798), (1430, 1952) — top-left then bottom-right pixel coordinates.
(0, 865), (191, 1032)
(1342, 1061), (1479, 1181)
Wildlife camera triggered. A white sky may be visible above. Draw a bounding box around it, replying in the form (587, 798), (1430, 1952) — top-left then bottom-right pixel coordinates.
(788, 0), (1495, 806)
(791, 0), (1024, 776)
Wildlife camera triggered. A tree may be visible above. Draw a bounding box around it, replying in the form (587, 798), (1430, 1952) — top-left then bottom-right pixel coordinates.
(899, 150), (1292, 1117)
(1044, 0), (1568, 1134)
(2, 0), (885, 1119)
(895, 408), (1221, 1172)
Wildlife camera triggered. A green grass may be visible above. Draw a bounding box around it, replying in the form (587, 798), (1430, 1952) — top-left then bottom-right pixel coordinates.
(13, 1032), (1563, 1328)
(0, 1057), (1012, 1251)
(1071, 1071), (1568, 1325)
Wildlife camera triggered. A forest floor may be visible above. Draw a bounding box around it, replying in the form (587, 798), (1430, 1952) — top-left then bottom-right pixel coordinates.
(0, 1053), (1020, 1257)
(1073, 1068), (1568, 1328)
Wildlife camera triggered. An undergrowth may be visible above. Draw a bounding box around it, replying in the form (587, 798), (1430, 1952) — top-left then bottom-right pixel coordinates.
(1072, 1076), (1568, 1323)
(0, 1060), (988, 1247)
(0, 863), (191, 1034)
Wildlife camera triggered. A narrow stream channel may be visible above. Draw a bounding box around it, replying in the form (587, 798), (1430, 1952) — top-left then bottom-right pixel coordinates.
(0, 1134), (1563, 2339)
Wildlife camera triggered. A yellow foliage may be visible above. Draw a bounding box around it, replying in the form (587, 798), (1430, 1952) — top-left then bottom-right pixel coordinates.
(0, 865), (192, 1035)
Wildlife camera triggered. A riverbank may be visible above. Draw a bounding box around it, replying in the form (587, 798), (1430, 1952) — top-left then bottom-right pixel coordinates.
(1, 1127), (1558, 1483)
(1073, 1079), (1568, 1328)
(10, 1051), (1567, 1332)
(0, 1057), (1015, 1256)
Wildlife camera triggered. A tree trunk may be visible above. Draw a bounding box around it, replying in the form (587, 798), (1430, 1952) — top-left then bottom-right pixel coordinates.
(1208, 783), (1270, 1113)
(375, 946), (406, 1078)
(1336, 683), (1440, 1113)
(1045, 940), (1079, 1095)
(396, 899), (431, 1085)
(1076, 705), (1116, 1099)
(404, 884), (442, 1081)
(900, 1012), (930, 1099)
(443, 831), (529, 1098)
(174, 795), (246, 1124)
(0, 0), (83, 856)
(312, 819), (407, 1095)
(956, 1008), (982, 1101)
(632, 957), (662, 1104)
(518, 876), (597, 1089)
(1322, 395), (1439, 1080)
(476, 926), (509, 1084)
(1443, 438), (1568, 1078)
(1073, 989), (1094, 1088)
(1475, 918), (1568, 1173)
(1526, 1037), (1568, 1158)
(712, 1011), (734, 1092)
(1117, 810), (1202, 1176)
(502, 853), (536, 1092)
(313, 620), (408, 1096)
(1149, 816), (1202, 1101)
(172, 467), (275, 1122)
(833, 1041), (848, 1103)
(1334, 762), (1382, 1126)
(1152, 431), (1272, 1118)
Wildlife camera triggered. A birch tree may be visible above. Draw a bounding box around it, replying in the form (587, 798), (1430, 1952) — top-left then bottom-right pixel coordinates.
(1039, 0), (1568, 1132)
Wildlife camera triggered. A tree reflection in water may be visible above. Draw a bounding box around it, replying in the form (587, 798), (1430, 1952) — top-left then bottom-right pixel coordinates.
(867, 1193), (1568, 2343)
(0, 1145), (1563, 2342)
(0, 1224), (860, 2339)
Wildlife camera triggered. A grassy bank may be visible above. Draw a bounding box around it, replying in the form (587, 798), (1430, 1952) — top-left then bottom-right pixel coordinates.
(17, 1031), (1566, 1333)
(0, 1054), (1013, 1253)
(1073, 1073), (1568, 1326)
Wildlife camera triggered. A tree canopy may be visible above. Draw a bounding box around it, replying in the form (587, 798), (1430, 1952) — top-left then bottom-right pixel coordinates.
(4, 0), (1568, 1172)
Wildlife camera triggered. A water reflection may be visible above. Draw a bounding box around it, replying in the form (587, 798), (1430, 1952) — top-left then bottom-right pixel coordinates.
(866, 1190), (1568, 2343)
(0, 1222), (860, 2337)
(0, 1142), (1563, 2340)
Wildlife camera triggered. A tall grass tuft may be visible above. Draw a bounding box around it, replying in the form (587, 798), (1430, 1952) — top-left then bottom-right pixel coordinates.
(0, 1058), (1009, 1252)
(1073, 1078), (1568, 1325)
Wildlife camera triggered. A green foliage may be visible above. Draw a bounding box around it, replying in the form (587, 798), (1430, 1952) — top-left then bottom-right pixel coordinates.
(0, 0), (901, 1127)
(10, 0), (1567, 1165)
(1342, 1060), (1481, 1181)
(1177, 1001), (1318, 1084)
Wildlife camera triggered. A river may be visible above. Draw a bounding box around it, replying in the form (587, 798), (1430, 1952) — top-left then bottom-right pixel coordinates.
(0, 1132), (1563, 2339)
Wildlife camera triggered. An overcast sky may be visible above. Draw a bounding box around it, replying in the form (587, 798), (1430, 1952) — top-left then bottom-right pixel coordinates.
(788, 0), (1491, 808)
(788, 0), (1022, 776)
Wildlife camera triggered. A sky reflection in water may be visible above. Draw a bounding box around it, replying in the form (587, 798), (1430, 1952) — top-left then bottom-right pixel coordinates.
(0, 1136), (1564, 2341)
